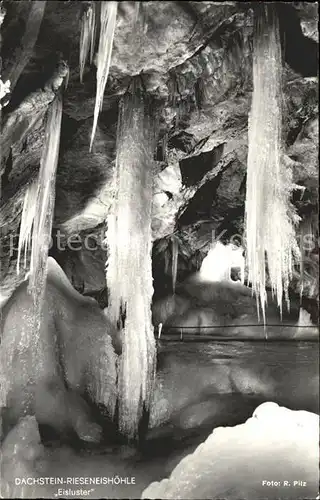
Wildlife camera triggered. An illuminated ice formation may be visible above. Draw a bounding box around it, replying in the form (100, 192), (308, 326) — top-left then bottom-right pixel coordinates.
(199, 241), (245, 283)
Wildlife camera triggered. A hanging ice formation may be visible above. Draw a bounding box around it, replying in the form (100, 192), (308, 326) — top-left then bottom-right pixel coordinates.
(245, 4), (300, 322)
(79, 2), (96, 83)
(171, 235), (178, 294)
(16, 95), (62, 281)
(28, 94), (62, 328)
(8, 93), (62, 401)
(16, 180), (38, 274)
(106, 84), (156, 439)
(90, 1), (117, 151)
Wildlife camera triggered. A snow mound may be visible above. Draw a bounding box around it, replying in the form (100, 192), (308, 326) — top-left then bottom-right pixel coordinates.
(142, 402), (319, 500)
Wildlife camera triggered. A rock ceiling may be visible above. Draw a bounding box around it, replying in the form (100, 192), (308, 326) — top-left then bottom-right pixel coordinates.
(0, 1), (318, 299)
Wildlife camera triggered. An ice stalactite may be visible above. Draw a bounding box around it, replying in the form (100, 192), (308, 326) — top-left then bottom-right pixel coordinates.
(79, 2), (96, 83)
(90, 1), (117, 151)
(106, 86), (156, 439)
(171, 235), (178, 294)
(16, 180), (38, 274)
(1, 76), (64, 416)
(245, 4), (300, 322)
(28, 93), (62, 337)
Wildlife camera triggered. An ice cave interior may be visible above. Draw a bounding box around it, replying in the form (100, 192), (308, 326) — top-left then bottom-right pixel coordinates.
(0, 2), (319, 499)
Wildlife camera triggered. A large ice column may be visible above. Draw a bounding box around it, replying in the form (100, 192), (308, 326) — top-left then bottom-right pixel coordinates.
(106, 87), (156, 439)
(245, 4), (300, 322)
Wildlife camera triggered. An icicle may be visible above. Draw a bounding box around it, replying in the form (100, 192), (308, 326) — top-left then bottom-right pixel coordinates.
(16, 180), (38, 274)
(79, 2), (96, 83)
(90, 1), (117, 151)
(28, 93), (62, 333)
(245, 4), (300, 323)
(171, 235), (178, 294)
(106, 86), (156, 439)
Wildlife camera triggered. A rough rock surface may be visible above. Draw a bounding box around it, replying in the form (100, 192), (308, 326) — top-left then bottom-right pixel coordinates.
(0, 1), (318, 301)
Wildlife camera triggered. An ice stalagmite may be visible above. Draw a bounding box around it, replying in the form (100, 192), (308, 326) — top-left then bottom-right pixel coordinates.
(106, 87), (156, 439)
(90, 1), (117, 151)
(28, 94), (62, 332)
(245, 4), (300, 322)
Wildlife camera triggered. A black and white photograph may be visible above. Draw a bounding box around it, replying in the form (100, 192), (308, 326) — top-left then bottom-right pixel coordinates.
(0, 1), (319, 499)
